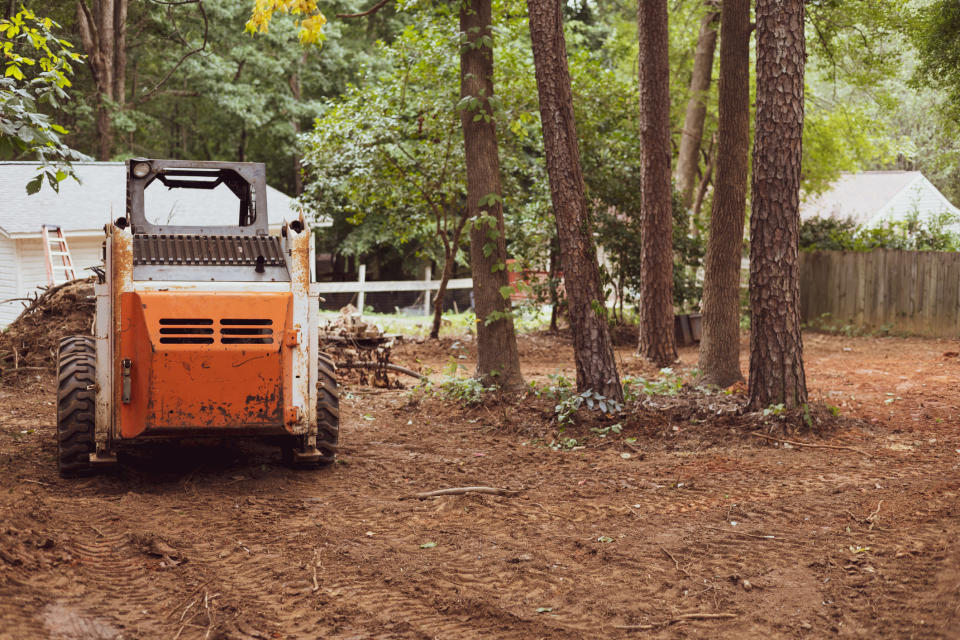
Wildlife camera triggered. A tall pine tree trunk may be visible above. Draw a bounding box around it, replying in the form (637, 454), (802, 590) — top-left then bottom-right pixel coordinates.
(674, 4), (719, 209)
(697, 0), (750, 387)
(527, 0), (622, 402)
(749, 0), (807, 409)
(637, 0), (677, 367)
(460, 0), (523, 389)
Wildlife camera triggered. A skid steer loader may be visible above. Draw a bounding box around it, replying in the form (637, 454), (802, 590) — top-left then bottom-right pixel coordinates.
(56, 159), (338, 476)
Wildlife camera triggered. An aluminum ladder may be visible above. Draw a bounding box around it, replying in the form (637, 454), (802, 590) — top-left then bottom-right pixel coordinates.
(41, 225), (78, 286)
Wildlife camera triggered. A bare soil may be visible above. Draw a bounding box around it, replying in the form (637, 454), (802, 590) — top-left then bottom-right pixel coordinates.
(0, 331), (958, 639)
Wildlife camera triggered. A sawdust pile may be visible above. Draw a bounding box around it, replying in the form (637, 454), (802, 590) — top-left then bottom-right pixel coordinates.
(0, 278), (95, 375)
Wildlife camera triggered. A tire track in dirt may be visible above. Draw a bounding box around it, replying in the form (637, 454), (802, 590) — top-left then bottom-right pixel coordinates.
(60, 528), (174, 638)
(0, 577), (49, 639)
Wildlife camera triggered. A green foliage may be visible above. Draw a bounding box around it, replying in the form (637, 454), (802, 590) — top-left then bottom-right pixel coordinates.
(622, 369), (683, 403)
(799, 213), (960, 252)
(802, 99), (899, 197)
(300, 13), (466, 272)
(762, 403), (785, 417)
(527, 372), (622, 428)
(412, 362), (493, 406)
(911, 0), (960, 121)
(590, 422), (622, 437)
(437, 375), (493, 406)
(0, 9), (89, 193)
(553, 389), (623, 428)
(594, 188), (704, 314)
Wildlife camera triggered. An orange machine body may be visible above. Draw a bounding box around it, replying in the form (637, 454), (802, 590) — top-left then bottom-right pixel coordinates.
(116, 291), (296, 438)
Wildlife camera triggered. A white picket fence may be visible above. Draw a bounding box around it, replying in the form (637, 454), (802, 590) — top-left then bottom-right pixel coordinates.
(313, 265), (473, 315)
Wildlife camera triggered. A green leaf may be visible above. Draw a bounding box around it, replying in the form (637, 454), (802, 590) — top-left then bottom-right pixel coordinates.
(419, 541), (437, 549)
(25, 173), (42, 195)
(498, 285), (513, 299)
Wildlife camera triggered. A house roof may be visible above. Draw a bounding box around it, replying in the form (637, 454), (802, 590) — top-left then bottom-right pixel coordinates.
(0, 161), (321, 238)
(800, 171), (960, 227)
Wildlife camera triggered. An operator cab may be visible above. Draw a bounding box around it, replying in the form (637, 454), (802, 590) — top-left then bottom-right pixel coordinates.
(122, 159), (290, 282)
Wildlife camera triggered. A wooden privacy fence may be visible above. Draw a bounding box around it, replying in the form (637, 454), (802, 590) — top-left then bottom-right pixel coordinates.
(799, 250), (960, 336)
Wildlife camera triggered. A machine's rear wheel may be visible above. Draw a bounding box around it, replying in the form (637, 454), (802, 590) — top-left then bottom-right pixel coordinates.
(283, 353), (339, 468)
(57, 336), (97, 477)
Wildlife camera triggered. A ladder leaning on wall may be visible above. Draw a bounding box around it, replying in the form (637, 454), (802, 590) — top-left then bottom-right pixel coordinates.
(41, 225), (78, 286)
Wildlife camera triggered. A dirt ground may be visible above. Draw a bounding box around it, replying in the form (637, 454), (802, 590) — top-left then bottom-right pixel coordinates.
(1, 331), (958, 639)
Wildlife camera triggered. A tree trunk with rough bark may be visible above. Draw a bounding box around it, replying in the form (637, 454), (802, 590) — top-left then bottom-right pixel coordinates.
(674, 4), (719, 209)
(637, 0), (677, 367)
(76, 0), (127, 160)
(748, 0), (808, 410)
(697, 0), (750, 388)
(527, 0), (622, 402)
(459, 0), (523, 389)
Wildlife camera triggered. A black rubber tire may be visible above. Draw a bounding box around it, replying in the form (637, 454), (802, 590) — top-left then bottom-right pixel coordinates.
(58, 335), (95, 359)
(56, 336), (97, 477)
(316, 353), (340, 464)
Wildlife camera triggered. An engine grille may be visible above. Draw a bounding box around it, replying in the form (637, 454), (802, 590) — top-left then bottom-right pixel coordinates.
(133, 234), (285, 267)
(158, 318), (274, 345)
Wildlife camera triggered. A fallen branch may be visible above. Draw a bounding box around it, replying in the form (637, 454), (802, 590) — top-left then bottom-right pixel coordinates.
(614, 612), (736, 630)
(337, 361), (426, 381)
(659, 545), (690, 577)
(748, 432), (873, 458)
(402, 486), (522, 500)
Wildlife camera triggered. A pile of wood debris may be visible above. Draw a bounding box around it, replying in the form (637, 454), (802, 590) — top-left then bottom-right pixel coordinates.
(320, 306), (421, 387)
(0, 278), (95, 377)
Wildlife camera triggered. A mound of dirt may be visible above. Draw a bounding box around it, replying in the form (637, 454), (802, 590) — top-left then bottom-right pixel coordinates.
(0, 278), (95, 376)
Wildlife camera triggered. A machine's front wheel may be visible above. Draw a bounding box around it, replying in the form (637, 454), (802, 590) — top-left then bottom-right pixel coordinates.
(56, 336), (97, 477)
(316, 353), (340, 464)
(283, 353), (340, 468)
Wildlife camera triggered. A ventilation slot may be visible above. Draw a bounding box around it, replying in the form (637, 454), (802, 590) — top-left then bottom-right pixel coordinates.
(160, 318), (213, 325)
(159, 318), (215, 344)
(219, 319), (274, 344)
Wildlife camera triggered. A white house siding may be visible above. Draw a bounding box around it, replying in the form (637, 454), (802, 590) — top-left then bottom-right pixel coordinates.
(15, 235), (103, 297)
(0, 236), (21, 326)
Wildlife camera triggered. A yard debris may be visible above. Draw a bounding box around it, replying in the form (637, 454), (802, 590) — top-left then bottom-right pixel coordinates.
(0, 278), (95, 377)
(319, 306), (412, 387)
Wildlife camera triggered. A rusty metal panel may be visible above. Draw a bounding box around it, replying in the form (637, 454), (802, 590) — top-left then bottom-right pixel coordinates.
(117, 291), (293, 437)
(111, 228), (134, 444)
(94, 235), (113, 452)
(285, 219), (312, 436)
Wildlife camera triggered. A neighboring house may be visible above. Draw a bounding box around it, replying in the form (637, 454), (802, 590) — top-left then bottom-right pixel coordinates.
(800, 170), (960, 232)
(0, 161), (325, 327)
